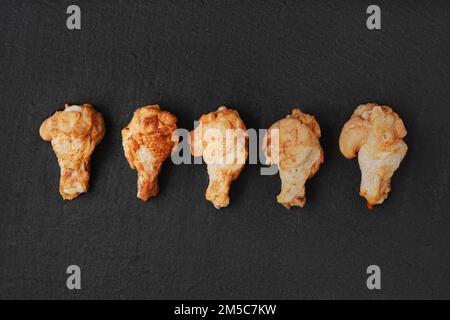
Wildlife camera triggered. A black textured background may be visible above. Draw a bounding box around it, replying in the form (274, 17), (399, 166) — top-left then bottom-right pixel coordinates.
(0, 0), (449, 300)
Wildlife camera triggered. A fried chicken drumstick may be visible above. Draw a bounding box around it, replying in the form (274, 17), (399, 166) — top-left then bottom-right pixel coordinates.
(263, 108), (324, 209)
(339, 103), (408, 208)
(190, 106), (248, 209)
(39, 104), (105, 200)
(122, 105), (178, 201)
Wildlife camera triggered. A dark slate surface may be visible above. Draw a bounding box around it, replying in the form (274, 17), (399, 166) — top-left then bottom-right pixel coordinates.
(0, 0), (449, 300)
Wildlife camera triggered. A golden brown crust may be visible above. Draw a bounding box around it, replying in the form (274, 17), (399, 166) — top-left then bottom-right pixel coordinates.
(121, 105), (178, 201)
(39, 104), (105, 200)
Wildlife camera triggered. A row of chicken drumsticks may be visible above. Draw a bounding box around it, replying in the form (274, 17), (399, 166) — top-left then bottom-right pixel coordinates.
(39, 103), (408, 209)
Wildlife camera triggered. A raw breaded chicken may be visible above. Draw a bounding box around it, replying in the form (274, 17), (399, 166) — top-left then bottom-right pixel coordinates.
(264, 108), (324, 209)
(190, 106), (248, 209)
(339, 103), (408, 208)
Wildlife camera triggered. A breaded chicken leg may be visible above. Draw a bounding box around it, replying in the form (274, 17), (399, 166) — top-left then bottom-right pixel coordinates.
(264, 108), (324, 208)
(339, 103), (408, 207)
(122, 105), (178, 201)
(190, 106), (248, 209)
(39, 104), (105, 200)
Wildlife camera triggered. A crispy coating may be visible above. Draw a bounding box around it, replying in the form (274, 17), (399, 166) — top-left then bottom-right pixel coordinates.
(122, 105), (178, 201)
(339, 103), (408, 207)
(264, 108), (324, 208)
(190, 106), (248, 209)
(39, 104), (105, 200)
